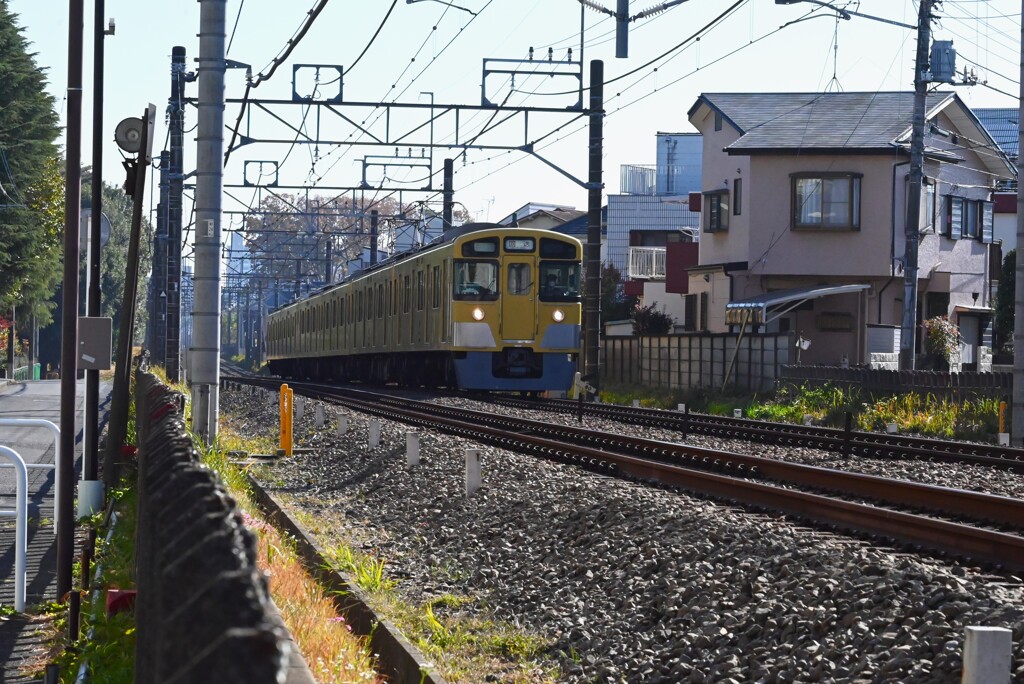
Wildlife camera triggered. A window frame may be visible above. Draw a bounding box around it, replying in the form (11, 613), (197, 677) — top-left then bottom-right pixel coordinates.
(732, 178), (742, 216)
(790, 172), (862, 231)
(703, 190), (729, 233)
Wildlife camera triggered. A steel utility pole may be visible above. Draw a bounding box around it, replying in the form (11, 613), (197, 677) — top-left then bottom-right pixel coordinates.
(899, 0), (934, 370)
(58, 0), (84, 611)
(166, 46), (186, 381)
(583, 60), (604, 393)
(1012, 0), (1024, 444)
(191, 0), (226, 443)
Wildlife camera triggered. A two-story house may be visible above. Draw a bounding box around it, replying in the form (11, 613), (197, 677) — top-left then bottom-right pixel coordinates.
(685, 91), (1015, 367)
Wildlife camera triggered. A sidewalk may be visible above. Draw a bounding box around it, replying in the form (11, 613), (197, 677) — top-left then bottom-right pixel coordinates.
(0, 378), (92, 681)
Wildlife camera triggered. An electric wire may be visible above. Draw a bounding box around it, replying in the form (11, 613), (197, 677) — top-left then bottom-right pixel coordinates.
(226, 0), (245, 55)
(343, 0), (399, 76)
(225, 0), (332, 167)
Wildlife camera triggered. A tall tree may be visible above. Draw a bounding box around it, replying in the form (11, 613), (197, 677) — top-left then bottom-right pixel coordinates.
(0, 1), (61, 310)
(83, 170), (153, 351)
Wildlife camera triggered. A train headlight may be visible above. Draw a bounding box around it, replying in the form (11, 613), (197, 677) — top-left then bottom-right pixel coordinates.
(472, 307), (485, 321)
(552, 309), (565, 322)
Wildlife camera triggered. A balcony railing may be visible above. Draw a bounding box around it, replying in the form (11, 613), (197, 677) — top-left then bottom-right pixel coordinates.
(628, 246), (666, 280)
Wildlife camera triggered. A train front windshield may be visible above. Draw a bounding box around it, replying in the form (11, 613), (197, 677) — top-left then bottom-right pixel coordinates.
(454, 260), (500, 300)
(538, 262), (581, 302)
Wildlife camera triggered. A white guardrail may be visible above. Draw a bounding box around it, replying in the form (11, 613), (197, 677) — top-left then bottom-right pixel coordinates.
(0, 446), (28, 611)
(0, 419), (61, 533)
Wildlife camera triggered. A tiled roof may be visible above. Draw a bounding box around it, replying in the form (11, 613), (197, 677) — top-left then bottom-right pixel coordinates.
(973, 108), (1019, 159)
(691, 92), (955, 152)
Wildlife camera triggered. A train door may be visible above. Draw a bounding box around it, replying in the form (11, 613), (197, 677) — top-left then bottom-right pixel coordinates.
(501, 259), (535, 342)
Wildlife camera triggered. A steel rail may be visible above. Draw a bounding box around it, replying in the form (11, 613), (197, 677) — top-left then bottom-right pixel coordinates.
(224, 377), (1024, 572)
(487, 396), (1024, 473)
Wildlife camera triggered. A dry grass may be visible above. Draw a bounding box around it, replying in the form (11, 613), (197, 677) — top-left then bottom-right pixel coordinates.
(243, 511), (384, 683)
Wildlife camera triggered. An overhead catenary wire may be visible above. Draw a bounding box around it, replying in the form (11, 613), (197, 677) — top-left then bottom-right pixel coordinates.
(224, 0), (332, 167)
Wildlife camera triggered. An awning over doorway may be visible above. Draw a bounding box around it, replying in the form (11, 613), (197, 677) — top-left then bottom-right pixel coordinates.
(952, 305), (994, 315)
(725, 283), (871, 325)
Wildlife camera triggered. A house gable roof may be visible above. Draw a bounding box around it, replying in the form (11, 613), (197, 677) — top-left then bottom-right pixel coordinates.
(973, 107), (1019, 159)
(688, 91), (1015, 179)
(689, 91), (954, 152)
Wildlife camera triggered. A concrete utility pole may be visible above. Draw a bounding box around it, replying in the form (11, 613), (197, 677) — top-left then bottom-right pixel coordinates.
(583, 60), (604, 392)
(1012, 0), (1024, 444)
(898, 0), (935, 371)
(191, 0), (226, 443)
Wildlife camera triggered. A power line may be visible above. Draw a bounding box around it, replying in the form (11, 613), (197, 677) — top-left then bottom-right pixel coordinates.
(225, 1), (332, 167)
(346, 0), (399, 76)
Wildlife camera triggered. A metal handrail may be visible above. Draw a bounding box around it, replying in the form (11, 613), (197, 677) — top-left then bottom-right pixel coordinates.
(627, 246), (667, 279)
(0, 446), (28, 611)
(0, 419), (61, 533)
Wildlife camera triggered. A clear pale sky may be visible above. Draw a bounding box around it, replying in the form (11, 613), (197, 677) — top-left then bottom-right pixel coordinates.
(8, 0), (1021, 228)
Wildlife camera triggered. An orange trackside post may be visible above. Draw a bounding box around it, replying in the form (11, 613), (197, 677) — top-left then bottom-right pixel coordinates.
(279, 384), (293, 456)
(999, 400), (1007, 435)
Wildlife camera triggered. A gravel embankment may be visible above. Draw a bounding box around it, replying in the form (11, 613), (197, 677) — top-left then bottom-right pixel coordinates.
(224, 388), (1024, 683)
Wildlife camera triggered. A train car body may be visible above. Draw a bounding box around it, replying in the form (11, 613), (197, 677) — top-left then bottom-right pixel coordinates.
(265, 224), (582, 392)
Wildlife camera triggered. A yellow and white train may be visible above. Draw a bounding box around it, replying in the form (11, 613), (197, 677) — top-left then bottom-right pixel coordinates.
(265, 224), (582, 392)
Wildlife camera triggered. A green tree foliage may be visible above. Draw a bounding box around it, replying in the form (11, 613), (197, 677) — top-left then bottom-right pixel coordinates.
(631, 302), (675, 335)
(600, 262), (637, 325)
(995, 249), (1014, 353)
(19, 155), (64, 326)
(81, 168), (153, 351)
(0, 3), (61, 311)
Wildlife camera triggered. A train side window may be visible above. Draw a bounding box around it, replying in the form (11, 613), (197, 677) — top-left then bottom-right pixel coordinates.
(417, 271), (425, 311)
(377, 284), (384, 318)
(432, 266), (440, 308)
(404, 275), (411, 313)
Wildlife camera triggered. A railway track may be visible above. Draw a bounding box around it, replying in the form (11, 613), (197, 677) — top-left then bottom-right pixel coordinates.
(224, 375), (1024, 573)
(487, 395), (1024, 473)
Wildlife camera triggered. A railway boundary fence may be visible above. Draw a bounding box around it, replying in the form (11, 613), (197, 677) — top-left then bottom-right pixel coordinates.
(778, 365), (1012, 400)
(601, 332), (793, 393)
(133, 372), (289, 683)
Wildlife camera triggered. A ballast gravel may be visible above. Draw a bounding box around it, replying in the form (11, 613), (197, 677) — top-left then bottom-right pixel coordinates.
(223, 388), (1024, 683)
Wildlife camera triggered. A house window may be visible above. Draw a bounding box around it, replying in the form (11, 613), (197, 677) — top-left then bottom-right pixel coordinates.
(733, 178), (742, 216)
(963, 199), (979, 239)
(922, 182), (936, 233)
(703, 191), (729, 232)
(946, 197), (993, 243)
(791, 173), (861, 230)
(714, 112), (722, 131)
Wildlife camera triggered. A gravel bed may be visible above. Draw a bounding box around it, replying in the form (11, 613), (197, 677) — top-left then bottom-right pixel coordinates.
(224, 387), (1024, 683)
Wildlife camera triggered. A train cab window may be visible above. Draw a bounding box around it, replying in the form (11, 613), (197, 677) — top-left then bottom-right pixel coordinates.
(507, 263), (531, 295)
(539, 262), (582, 302)
(540, 238), (578, 260)
(453, 260), (499, 300)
